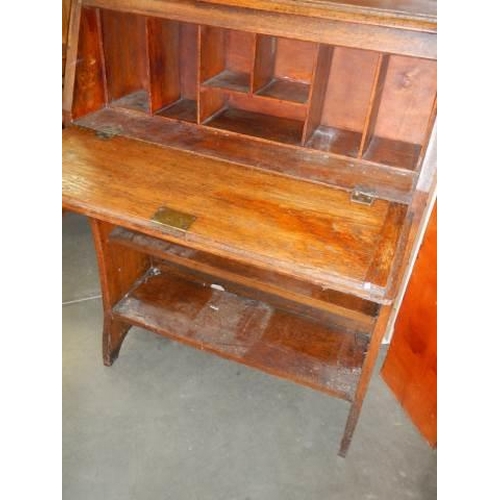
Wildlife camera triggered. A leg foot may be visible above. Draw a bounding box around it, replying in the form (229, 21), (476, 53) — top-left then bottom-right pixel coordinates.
(338, 402), (361, 457)
(102, 314), (131, 366)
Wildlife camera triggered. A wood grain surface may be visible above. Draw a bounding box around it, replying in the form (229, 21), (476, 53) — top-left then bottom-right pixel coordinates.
(63, 127), (407, 300)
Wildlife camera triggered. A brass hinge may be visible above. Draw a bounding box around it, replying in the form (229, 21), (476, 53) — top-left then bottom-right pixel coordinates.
(151, 206), (197, 232)
(350, 187), (375, 206)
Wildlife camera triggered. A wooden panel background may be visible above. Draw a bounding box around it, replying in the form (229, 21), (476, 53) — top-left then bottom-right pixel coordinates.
(100, 9), (149, 101)
(374, 55), (437, 145)
(321, 47), (379, 132)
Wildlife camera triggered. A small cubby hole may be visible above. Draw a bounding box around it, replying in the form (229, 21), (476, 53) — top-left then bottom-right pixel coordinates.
(303, 47), (437, 170)
(253, 35), (317, 104)
(100, 10), (151, 113)
(303, 46), (375, 157)
(200, 27), (255, 93)
(148, 19), (199, 123)
(359, 54), (437, 170)
(200, 33), (318, 145)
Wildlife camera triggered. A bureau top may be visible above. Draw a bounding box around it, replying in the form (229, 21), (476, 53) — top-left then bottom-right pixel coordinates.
(189, 0), (436, 30)
(82, 0), (437, 32)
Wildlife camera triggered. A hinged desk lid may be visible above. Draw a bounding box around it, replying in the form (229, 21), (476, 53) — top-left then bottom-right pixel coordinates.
(63, 126), (407, 303)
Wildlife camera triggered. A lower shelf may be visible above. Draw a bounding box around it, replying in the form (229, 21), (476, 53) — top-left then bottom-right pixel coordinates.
(113, 266), (369, 401)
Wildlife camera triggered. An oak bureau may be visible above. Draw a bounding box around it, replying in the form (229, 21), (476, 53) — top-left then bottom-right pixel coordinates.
(62, 0), (437, 456)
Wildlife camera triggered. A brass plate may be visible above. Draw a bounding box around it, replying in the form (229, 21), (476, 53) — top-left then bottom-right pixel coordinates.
(151, 206), (197, 231)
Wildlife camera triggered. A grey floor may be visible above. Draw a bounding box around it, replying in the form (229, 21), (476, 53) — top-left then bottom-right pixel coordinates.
(62, 212), (437, 500)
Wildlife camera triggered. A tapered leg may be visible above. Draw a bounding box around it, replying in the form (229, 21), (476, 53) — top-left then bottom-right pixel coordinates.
(102, 314), (132, 366)
(89, 218), (150, 366)
(338, 305), (392, 457)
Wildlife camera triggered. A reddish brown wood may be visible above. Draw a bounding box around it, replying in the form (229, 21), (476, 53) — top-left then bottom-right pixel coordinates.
(206, 107), (304, 145)
(89, 219), (150, 365)
(253, 35), (317, 102)
(197, 0), (437, 31)
(100, 9), (149, 109)
(225, 29), (255, 77)
(373, 55), (437, 146)
(200, 26), (227, 84)
(365, 203), (408, 287)
(203, 70), (251, 93)
(62, 127), (407, 300)
(252, 35), (275, 93)
(156, 98), (197, 123)
(256, 79), (310, 104)
(305, 127), (362, 157)
(364, 136), (421, 171)
(84, 0), (436, 59)
(274, 38), (317, 84)
(321, 47), (378, 134)
(199, 87), (227, 123)
(63, 0), (83, 124)
(381, 203), (437, 447)
(227, 92), (307, 121)
(358, 53), (390, 158)
(302, 44), (334, 144)
(146, 18), (180, 113)
(70, 7), (106, 120)
(200, 27), (254, 92)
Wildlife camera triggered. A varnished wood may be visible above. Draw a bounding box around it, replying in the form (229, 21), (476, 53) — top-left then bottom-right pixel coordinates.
(83, 0), (436, 59)
(69, 7), (106, 120)
(302, 44), (334, 144)
(100, 9), (149, 106)
(373, 55), (437, 146)
(146, 18), (181, 113)
(358, 54), (389, 158)
(321, 47), (379, 135)
(63, 127), (407, 301)
(252, 35), (274, 93)
(206, 107), (305, 145)
(197, 0), (437, 31)
(63, 0), (83, 124)
(89, 219), (150, 364)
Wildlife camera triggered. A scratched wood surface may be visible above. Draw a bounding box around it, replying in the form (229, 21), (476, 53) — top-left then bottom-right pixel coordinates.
(113, 265), (370, 400)
(63, 127), (407, 299)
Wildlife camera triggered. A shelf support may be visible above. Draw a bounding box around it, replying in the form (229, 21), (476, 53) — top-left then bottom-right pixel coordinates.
(89, 219), (151, 366)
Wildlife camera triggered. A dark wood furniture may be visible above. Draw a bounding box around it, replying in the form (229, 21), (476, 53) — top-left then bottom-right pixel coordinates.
(62, 0), (437, 457)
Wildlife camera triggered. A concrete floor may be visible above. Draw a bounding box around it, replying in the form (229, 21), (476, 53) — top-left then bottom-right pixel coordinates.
(62, 212), (437, 500)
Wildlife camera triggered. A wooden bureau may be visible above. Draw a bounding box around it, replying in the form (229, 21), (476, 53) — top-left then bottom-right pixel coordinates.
(62, 0), (437, 456)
